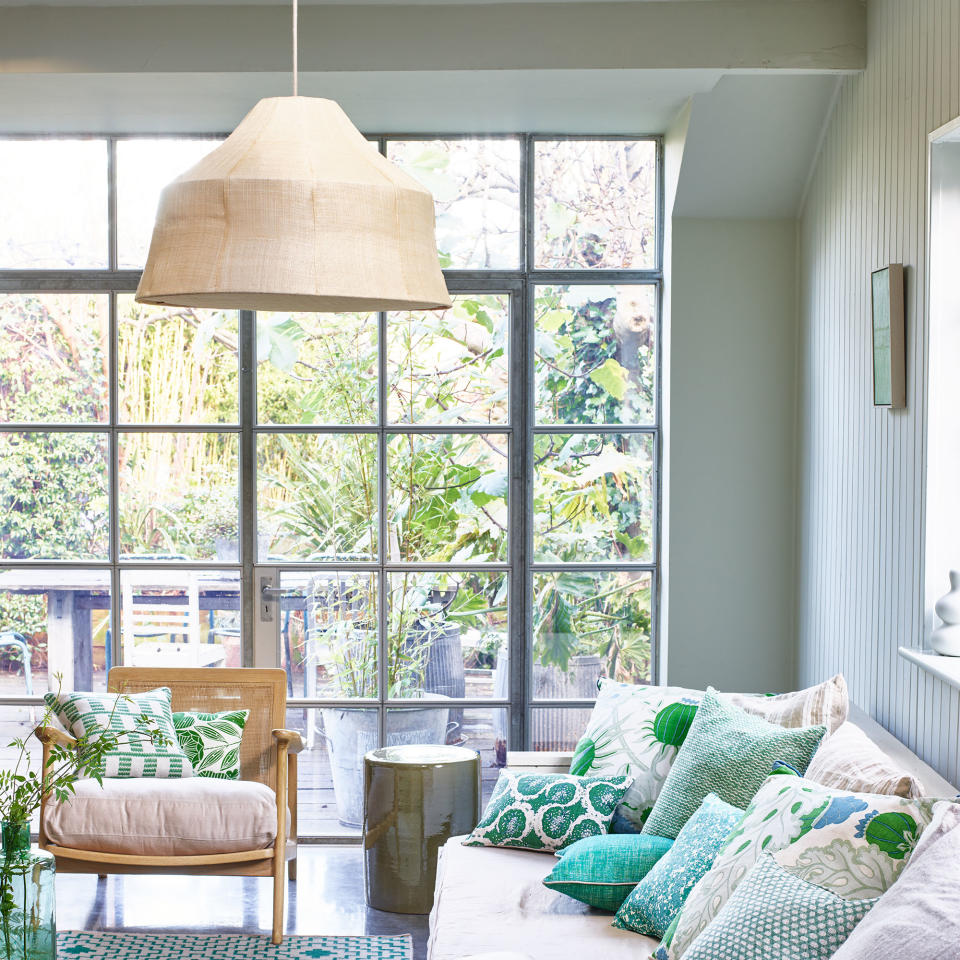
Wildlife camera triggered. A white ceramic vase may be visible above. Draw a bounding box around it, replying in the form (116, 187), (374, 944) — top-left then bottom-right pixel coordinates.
(931, 570), (960, 656)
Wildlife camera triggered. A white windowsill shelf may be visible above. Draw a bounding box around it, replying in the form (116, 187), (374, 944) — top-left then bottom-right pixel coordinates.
(898, 646), (960, 691)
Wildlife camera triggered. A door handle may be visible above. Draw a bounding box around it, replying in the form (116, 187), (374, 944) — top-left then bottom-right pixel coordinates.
(260, 577), (283, 622)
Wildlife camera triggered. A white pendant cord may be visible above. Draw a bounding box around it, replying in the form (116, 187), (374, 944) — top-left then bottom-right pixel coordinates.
(292, 0), (299, 96)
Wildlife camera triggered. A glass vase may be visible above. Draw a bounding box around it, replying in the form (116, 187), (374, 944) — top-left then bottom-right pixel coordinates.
(0, 821), (55, 960)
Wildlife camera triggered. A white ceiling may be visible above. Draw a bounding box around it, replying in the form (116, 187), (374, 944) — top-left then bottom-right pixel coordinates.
(0, 68), (723, 135)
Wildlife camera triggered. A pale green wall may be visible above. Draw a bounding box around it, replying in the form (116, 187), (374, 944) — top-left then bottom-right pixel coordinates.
(665, 217), (798, 693)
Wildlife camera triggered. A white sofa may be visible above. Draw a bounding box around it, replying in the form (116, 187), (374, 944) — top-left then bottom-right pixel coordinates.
(427, 706), (956, 960)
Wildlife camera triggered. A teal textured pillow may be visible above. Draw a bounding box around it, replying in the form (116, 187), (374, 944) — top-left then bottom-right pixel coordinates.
(543, 834), (674, 911)
(614, 793), (743, 937)
(463, 771), (632, 853)
(173, 709), (248, 779)
(643, 688), (825, 839)
(683, 854), (877, 960)
(44, 687), (192, 778)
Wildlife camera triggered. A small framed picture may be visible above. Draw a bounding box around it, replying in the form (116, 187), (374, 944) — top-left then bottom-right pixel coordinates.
(871, 263), (905, 408)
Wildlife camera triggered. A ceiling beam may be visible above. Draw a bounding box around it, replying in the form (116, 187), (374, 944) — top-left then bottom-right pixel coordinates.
(0, 1), (866, 75)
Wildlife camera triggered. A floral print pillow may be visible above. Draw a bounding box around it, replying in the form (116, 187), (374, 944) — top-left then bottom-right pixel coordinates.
(462, 771), (632, 853)
(172, 709), (248, 779)
(655, 775), (947, 960)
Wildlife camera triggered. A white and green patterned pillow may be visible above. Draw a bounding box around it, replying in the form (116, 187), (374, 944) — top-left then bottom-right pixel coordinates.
(44, 687), (192, 779)
(463, 771), (632, 853)
(173, 710), (248, 780)
(569, 680), (702, 831)
(682, 854), (877, 960)
(656, 774), (945, 960)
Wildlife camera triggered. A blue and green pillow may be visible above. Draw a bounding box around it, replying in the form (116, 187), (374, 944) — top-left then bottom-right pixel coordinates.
(642, 688), (825, 839)
(614, 792), (744, 937)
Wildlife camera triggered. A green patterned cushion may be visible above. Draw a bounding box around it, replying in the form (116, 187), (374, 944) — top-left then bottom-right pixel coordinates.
(44, 687), (192, 778)
(613, 793), (743, 937)
(172, 710), (248, 779)
(543, 833), (673, 911)
(642, 688), (825, 839)
(682, 854), (877, 960)
(569, 680), (702, 832)
(656, 775), (944, 960)
(462, 771), (632, 853)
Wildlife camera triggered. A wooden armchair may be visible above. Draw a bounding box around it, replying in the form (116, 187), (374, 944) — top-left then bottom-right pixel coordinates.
(37, 667), (302, 944)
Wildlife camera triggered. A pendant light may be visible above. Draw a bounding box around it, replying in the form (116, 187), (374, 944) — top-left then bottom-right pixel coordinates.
(135, 0), (451, 312)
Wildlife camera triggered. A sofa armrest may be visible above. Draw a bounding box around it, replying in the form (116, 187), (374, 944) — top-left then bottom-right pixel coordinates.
(272, 728), (304, 755)
(505, 751), (573, 774)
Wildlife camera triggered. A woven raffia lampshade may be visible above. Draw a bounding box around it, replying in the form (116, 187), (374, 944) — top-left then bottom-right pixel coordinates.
(135, 96), (451, 312)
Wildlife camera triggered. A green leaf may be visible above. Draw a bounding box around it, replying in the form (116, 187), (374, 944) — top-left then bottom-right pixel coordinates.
(588, 357), (629, 401)
(539, 309), (572, 334)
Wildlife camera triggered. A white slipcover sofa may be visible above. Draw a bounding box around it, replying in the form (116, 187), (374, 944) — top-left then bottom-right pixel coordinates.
(427, 706), (956, 960)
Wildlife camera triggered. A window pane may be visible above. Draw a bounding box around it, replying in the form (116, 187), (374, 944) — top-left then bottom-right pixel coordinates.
(529, 707), (594, 751)
(0, 432), (108, 559)
(280, 570), (378, 700)
(0, 705), (45, 829)
(387, 139), (521, 269)
(116, 138), (222, 269)
(0, 294), (109, 424)
(286, 705), (368, 837)
(388, 571), (507, 699)
(387, 705), (506, 807)
(117, 296), (239, 424)
(535, 285), (655, 425)
(256, 311), (377, 425)
(534, 432), (653, 563)
(306, 705), (378, 832)
(257, 433), (377, 561)
(387, 433), (508, 563)
(534, 139), (656, 270)
(118, 432), (239, 561)
(119, 569), (240, 669)
(0, 140), (107, 268)
(532, 570), (652, 691)
(0, 568), (110, 694)
(387, 295), (509, 425)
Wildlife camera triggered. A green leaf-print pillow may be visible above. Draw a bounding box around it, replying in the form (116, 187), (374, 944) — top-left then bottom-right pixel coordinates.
(172, 709), (249, 780)
(462, 771), (632, 853)
(655, 774), (947, 960)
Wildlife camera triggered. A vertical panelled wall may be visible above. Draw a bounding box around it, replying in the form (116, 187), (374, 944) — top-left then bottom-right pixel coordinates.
(797, 0), (960, 786)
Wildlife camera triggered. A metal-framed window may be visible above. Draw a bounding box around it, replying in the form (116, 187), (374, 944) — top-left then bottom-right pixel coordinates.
(0, 132), (662, 838)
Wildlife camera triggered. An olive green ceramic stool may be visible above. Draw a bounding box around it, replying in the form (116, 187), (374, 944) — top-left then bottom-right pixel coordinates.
(363, 744), (480, 915)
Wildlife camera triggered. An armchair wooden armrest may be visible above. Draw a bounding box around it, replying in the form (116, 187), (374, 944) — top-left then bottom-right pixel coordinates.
(271, 728), (304, 755)
(35, 726), (77, 749)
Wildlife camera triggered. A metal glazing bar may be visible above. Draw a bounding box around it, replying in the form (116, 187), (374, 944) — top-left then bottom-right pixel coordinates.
(239, 310), (256, 666)
(531, 424), (658, 435)
(528, 562), (656, 573)
(254, 423), (510, 436)
(237, 562), (511, 573)
(107, 138), (118, 272)
(376, 309), (388, 748)
(107, 289), (121, 669)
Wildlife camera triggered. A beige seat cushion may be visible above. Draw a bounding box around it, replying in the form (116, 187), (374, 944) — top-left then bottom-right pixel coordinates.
(44, 777), (288, 856)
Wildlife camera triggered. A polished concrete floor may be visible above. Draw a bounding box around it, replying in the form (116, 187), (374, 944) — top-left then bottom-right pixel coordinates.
(55, 846), (431, 959)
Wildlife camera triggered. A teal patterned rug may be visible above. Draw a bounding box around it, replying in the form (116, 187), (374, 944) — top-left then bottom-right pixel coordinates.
(58, 931), (413, 960)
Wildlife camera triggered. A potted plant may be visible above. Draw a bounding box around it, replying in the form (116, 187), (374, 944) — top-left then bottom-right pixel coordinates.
(0, 684), (165, 960)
